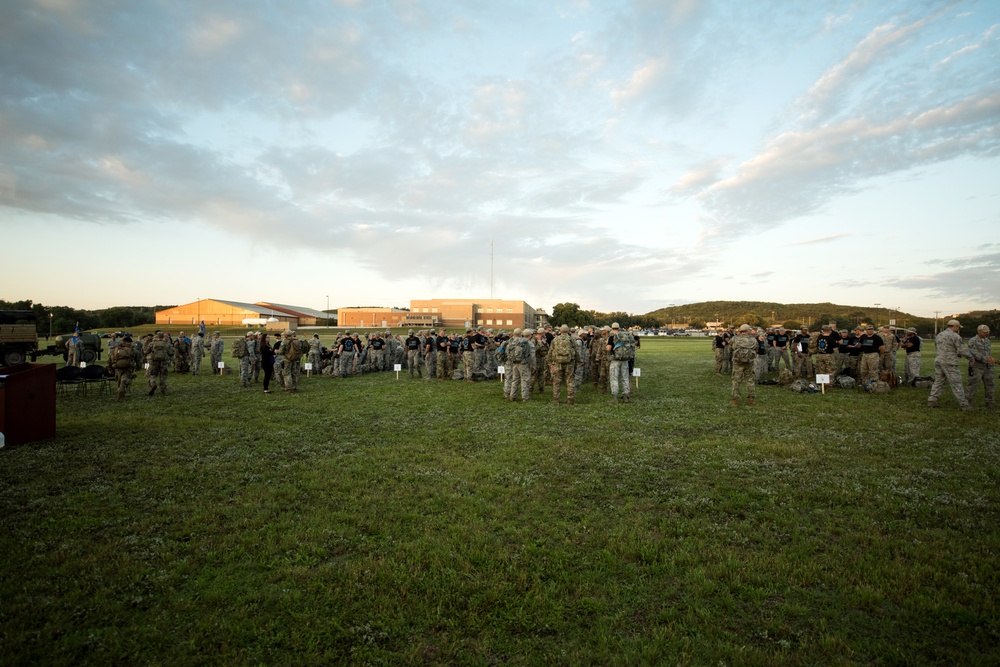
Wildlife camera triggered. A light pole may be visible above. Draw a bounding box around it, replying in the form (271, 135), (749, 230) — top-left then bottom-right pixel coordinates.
(874, 303), (881, 327)
(933, 310), (940, 335)
(326, 295), (330, 326)
(48, 312), (52, 340)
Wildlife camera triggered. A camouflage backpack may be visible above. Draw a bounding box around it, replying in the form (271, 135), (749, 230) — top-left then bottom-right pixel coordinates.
(732, 338), (757, 364)
(777, 369), (793, 386)
(508, 337), (528, 363)
(150, 339), (170, 362)
(231, 337), (247, 358)
(112, 345), (136, 370)
(807, 332), (820, 355)
(284, 338), (302, 362)
(550, 334), (574, 363)
(611, 331), (635, 361)
(835, 375), (856, 389)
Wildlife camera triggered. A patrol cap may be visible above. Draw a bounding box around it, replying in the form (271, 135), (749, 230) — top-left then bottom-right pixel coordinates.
(906, 327), (917, 333)
(560, 324), (570, 333)
(947, 319), (961, 328)
(739, 324), (751, 331)
(865, 325), (874, 331)
(283, 330), (293, 337)
(122, 335), (133, 343)
(513, 328), (522, 335)
(978, 324), (989, 332)
(822, 324), (831, 330)
(523, 328), (533, 335)
(611, 322), (620, 329)
(408, 329), (414, 334)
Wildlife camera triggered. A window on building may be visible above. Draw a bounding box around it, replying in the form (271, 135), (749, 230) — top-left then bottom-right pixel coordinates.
(486, 320), (493, 325)
(506, 320), (513, 326)
(422, 308), (428, 313)
(432, 307), (438, 312)
(506, 309), (513, 313)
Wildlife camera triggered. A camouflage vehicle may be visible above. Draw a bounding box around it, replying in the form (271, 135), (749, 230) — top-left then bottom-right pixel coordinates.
(0, 310), (103, 366)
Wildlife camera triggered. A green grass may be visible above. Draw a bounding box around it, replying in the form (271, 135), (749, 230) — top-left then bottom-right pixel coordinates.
(1, 338), (997, 665)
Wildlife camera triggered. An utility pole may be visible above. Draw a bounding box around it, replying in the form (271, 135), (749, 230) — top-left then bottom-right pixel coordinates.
(933, 311), (941, 335)
(490, 239), (494, 300)
(874, 303), (881, 327)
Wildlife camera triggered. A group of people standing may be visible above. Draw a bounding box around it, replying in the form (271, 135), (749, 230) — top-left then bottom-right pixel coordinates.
(715, 319), (994, 410)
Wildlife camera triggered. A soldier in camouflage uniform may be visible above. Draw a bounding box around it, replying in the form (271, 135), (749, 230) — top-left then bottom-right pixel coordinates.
(593, 326), (611, 394)
(928, 319), (973, 410)
(173, 332), (191, 374)
(504, 328), (533, 401)
(404, 329), (422, 378)
(423, 331), (437, 380)
(250, 332), (262, 382)
(965, 324), (994, 409)
(900, 327), (922, 385)
(109, 336), (143, 401)
(209, 332), (224, 373)
(880, 326), (899, 374)
(730, 324), (758, 406)
(237, 332), (254, 387)
(434, 330), (451, 380)
(191, 332), (205, 375)
(278, 330), (301, 392)
(548, 324), (578, 404)
(308, 334), (322, 374)
(531, 330), (549, 393)
(145, 331), (171, 396)
(337, 330), (358, 377)
(606, 322), (633, 403)
(573, 329), (588, 389)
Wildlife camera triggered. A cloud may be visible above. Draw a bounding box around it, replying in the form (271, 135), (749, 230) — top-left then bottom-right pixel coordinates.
(784, 233), (852, 247)
(884, 246), (1000, 304)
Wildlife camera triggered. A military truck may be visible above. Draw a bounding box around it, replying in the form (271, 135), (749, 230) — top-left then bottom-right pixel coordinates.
(0, 310), (39, 366)
(0, 310), (103, 366)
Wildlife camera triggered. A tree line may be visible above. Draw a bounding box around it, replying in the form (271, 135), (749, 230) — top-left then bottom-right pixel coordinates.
(0, 300), (164, 337)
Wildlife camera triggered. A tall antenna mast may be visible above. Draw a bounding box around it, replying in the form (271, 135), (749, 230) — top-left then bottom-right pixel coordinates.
(490, 239), (494, 300)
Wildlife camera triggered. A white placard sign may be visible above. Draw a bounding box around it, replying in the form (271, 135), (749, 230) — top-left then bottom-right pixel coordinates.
(304, 363), (313, 371)
(815, 374), (830, 385)
(79, 362), (87, 368)
(145, 363), (150, 370)
(393, 364), (402, 372)
(497, 365), (505, 375)
(632, 368), (641, 377)
(217, 362), (225, 369)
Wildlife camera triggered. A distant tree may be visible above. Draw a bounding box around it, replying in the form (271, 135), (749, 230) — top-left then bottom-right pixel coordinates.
(550, 302), (584, 327)
(736, 312), (766, 328)
(782, 320), (803, 331)
(688, 320), (706, 330)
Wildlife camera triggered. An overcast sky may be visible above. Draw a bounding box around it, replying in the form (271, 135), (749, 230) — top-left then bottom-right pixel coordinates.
(2, 0), (998, 317)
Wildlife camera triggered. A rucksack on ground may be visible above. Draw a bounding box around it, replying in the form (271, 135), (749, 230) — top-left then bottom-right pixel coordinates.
(231, 337), (247, 358)
(880, 370), (899, 387)
(777, 369), (793, 386)
(911, 376), (933, 389)
(835, 375), (856, 389)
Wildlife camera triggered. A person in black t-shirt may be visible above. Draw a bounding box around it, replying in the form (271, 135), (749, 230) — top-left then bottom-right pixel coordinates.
(337, 331), (357, 377)
(713, 329), (727, 375)
(435, 330), (451, 380)
(813, 324), (840, 379)
(858, 325), (885, 383)
(773, 327), (792, 373)
(405, 329), (422, 378)
(901, 327), (923, 385)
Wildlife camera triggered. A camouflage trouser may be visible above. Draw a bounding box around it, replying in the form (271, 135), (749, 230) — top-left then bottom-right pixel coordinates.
(284, 361), (300, 391)
(860, 353), (880, 384)
(731, 362), (755, 400)
(307, 351), (322, 374)
(239, 356), (252, 386)
(437, 352), (452, 380)
(714, 348), (724, 374)
(848, 355), (860, 377)
(473, 348), (485, 373)
(115, 369), (135, 400)
(813, 354), (835, 379)
(754, 355), (768, 381)
(965, 363), (995, 407)
(609, 360), (630, 399)
(722, 347), (733, 374)
(192, 350), (203, 375)
(880, 351), (896, 374)
(508, 362), (532, 400)
(211, 353), (222, 373)
(462, 351), (474, 381)
(573, 361), (586, 388)
(407, 350), (421, 377)
(929, 360), (968, 407)
(67, 349), (79, 367)
(251, 357), (261, 382)
(147, 360), (168, 394)
(767, 347), (778, 371)
(774, 348), (791, 372)
(371, 349), (384, 372)
(533, 359), (547, 392)
(425, 351), (436, 379)
(794, 352), (812, 378)
(903, 353), (921, 385)
(550, 362), (575, 402)
(273, 358), (285, 386)
(596, 357), (610, 391)
(339, 351), (355, 377)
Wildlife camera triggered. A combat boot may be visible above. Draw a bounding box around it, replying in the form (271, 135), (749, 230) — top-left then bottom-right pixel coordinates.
(927, 400), (939, 408)
(747, 398), (755, 406)
(148, 386), (156, 396)
(731, 398), (739, 406)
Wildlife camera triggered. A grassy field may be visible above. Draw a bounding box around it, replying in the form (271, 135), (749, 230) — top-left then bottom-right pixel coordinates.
(1, 337), (997, 665)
